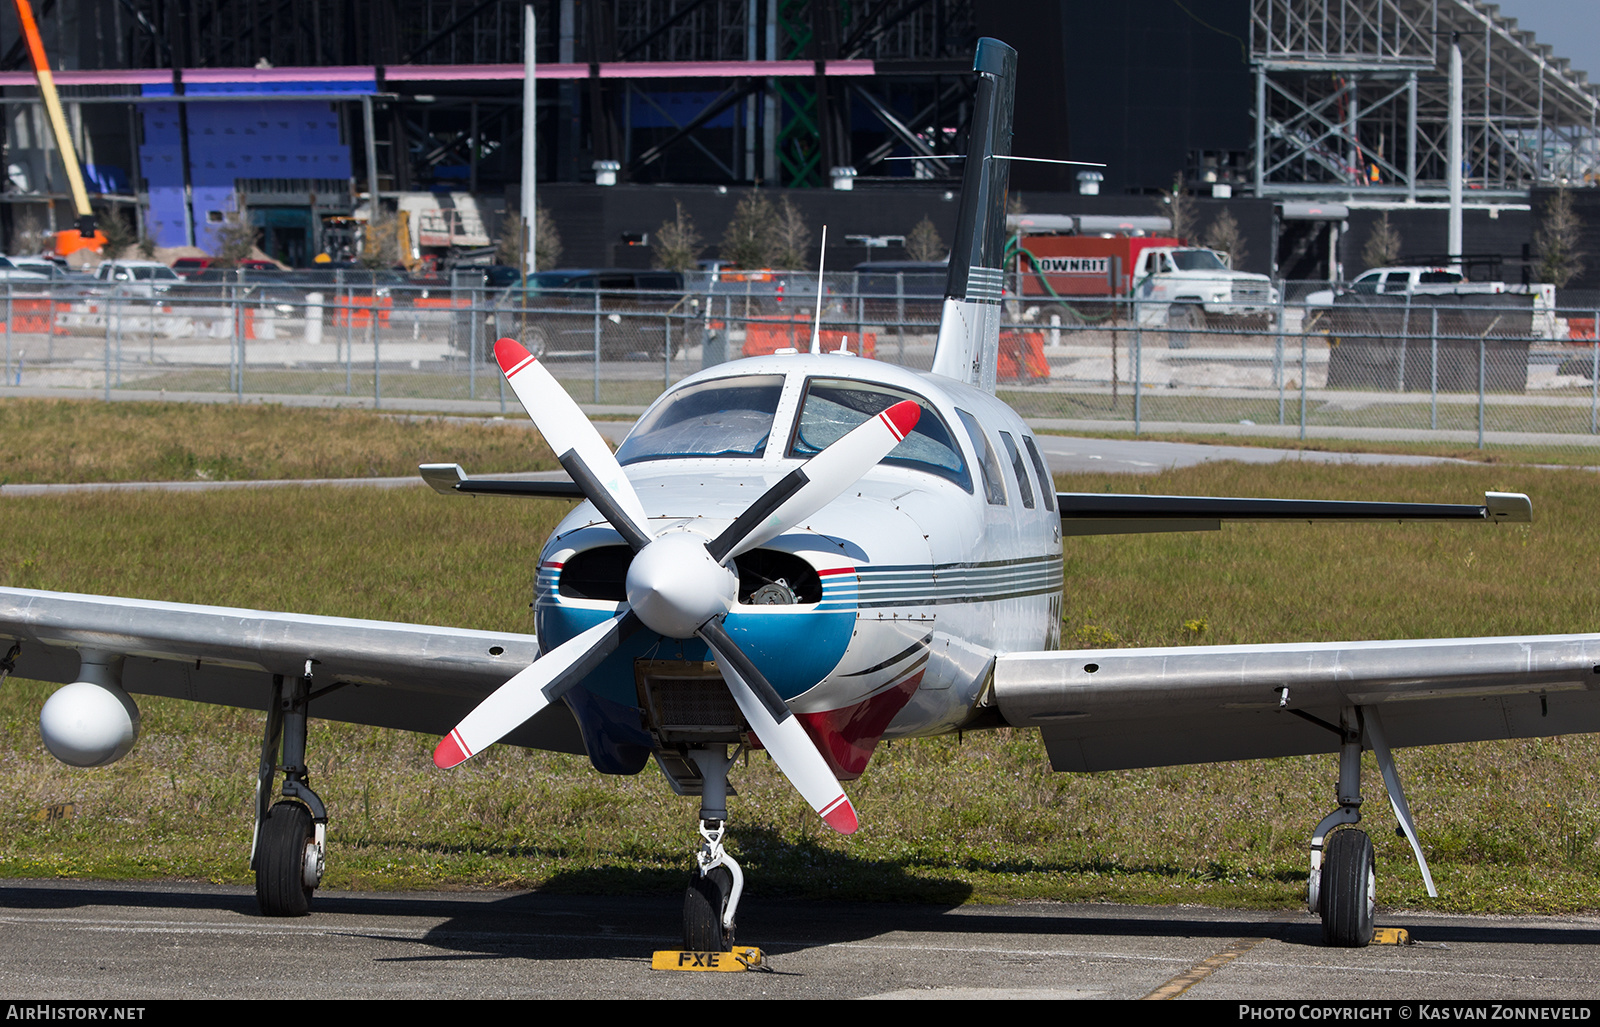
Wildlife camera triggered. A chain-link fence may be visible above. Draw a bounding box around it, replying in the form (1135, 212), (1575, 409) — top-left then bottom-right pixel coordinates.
(4, 269), (1599, 458)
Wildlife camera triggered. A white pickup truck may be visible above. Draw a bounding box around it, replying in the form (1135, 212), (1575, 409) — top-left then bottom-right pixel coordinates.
(1130, 246), (1279, 331)
(1302, 266), (1559, 338)
(1302, 266), (1508, 307)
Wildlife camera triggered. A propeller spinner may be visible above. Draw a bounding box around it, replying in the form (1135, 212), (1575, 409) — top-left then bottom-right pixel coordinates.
(433, 338), (921, 837)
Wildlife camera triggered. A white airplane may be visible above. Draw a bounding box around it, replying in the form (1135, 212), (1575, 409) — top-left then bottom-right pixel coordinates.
(0, 38), (1589, 952)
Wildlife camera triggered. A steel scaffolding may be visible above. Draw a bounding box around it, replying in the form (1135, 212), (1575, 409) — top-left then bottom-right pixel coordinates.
(1252, 0), (1600, 199)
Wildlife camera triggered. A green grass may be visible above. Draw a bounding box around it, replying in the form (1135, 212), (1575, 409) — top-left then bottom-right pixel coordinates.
(4, 455), (1600, 913)
(0, 397), (562, 484)
(1036, 427), (1600, 468)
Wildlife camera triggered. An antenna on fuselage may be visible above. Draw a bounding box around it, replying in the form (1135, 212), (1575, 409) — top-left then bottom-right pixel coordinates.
(809, 224), (827, 354)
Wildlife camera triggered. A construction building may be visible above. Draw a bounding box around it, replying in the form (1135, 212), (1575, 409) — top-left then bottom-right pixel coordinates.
(1, 1), (1595, 285)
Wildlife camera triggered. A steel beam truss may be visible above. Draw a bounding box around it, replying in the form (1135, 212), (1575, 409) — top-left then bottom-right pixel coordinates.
(1252, 0), (1600, 198)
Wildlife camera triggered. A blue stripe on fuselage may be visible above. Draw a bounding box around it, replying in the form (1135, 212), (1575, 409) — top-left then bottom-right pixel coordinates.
(537, 600), (855, 707)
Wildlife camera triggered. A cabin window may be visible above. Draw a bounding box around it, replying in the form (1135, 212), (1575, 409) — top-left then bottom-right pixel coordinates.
(997, 430), (1035, 509)
(787, 379), (971, 491)
(956, 409), (1006, 505)
(616, 374), (785, 463)
(1022, 435), (1056, 512)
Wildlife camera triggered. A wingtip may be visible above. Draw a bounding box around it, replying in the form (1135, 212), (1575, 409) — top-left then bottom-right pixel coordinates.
(881, 400), (921, 442)
(493, 337), (535, 377)
(433, 731), (472, 769)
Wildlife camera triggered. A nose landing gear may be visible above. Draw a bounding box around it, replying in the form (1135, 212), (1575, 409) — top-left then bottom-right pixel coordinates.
(682, 746), (746, 952)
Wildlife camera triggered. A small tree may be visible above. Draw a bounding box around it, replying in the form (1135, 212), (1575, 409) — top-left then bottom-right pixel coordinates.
(652, 201), (702, 272)
(359, 210), (401, 269)
(1535, 187), (1585, 289)
(496, 207), (562, 271)
(211, 203), (259, 267)
(10, 207), (50, 255)
(905, 215), (946, 262)
(1203, 208), (1247, 268)
(770, 196), (812, 270)
(1158, 176), (1197, 242)
(720, 191), (777, 268)
(1361, 212), (1403, 270)
(98, 208), (135, 261)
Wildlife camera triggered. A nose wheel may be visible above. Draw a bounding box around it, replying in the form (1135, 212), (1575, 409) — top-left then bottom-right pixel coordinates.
(684, 864), (734, 951)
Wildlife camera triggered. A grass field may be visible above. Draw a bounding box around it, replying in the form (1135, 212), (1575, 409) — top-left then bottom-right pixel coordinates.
(3, 398), (1600, 914)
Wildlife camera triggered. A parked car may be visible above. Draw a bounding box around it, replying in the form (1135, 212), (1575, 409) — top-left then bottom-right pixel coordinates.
(93, 260), (181, 298)
(492, 268), (689, 359)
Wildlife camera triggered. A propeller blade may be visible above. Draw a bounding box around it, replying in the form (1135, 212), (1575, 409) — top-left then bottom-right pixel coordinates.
(435, 610), (642, 769)
(698, 619), (858, 834)
(706, 399), (921, 564)
(493, 337), (653, 543)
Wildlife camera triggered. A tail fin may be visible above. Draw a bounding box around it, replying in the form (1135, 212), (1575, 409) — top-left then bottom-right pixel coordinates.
(929, 37), (1016, 393)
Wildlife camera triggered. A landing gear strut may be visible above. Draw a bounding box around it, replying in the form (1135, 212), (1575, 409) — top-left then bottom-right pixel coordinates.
(683, 746), (745, 951)
(253, 667), (327, 917)
(1303, 705), (1436, 947)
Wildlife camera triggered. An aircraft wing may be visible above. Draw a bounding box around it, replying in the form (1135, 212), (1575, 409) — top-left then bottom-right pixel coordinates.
(0, 587), (584, 753)
(1054, 491), (1530, 536)
(993, 634), (1600, 772)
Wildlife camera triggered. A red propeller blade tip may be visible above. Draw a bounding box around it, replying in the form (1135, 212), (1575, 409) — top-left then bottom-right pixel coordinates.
(821, 796), (859, 835)
(433, 731), (472, 770)
(493, 337), (535, 377)
(880, 400), (921, 442)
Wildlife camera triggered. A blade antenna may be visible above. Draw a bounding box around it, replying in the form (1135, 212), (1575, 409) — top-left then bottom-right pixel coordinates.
(809, 224), (827, 354)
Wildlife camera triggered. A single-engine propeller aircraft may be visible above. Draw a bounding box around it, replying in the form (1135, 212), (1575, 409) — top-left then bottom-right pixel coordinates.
(1, 38), (1593, 950)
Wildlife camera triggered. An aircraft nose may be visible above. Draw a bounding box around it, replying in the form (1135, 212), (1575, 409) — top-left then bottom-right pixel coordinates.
(624, 533), (738, 638)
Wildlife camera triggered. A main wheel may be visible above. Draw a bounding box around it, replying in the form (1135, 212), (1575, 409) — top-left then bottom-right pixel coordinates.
(683, 866), (733, 951)
(1319, 828), (1376, 947)
(255, 800), (317, 917)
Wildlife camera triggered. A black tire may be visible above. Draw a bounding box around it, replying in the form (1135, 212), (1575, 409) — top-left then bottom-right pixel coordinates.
(1319, 828), (1376, 947)
(519, 324), (548, 359)
(683, 866), (734, 951)
(255, 801), (316, 917)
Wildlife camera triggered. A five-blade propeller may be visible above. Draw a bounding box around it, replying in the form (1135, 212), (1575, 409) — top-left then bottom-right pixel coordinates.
(433, 338), (921, 835)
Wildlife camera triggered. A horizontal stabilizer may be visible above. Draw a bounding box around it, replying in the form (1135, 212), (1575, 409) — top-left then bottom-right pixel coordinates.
(419, 463), (583, 500)
(1056, 491), (1529, 536)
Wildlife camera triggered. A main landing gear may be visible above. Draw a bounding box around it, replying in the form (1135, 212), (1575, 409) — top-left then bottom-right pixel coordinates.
(253, 667), (328, 917)
(682, 746), (746, 952)
(1302, 705), (1436, 947)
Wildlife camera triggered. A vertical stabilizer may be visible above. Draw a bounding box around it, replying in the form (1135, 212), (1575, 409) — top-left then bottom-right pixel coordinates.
(929, 38), (1016, 393)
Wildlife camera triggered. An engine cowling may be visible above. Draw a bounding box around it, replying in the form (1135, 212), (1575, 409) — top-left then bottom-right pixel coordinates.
(39, 654), (140, 767)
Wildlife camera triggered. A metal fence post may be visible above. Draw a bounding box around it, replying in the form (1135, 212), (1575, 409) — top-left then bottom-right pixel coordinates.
(235, 282), (245, 402)
(593, 288), (602, 404)
(469, 285), (479, 402)
(1275, 289), (1285, 425)
(1592, 310), (1598, 434)
(1299, 329), (1307, 440)
(103, 297), (112, 401)
(372, 290), (381, 409)
(341, 270), (352, 396)
(895, 271), (905, 363)
(3, 281), (10, 385)
(663, 312), (672, 388)
(1477, 332), (1485, 450)
(1430, 307), (1439, 431)
(1133, 316), (1142, 435)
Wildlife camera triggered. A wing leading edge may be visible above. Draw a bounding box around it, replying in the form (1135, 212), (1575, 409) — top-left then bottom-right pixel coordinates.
(0, 587), (583, 753)
(994, 634), (1600, 772)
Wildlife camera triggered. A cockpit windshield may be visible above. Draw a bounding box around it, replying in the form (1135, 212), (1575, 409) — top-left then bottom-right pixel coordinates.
(616, 375), (785, 463)
(788, 378), (971, 491)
